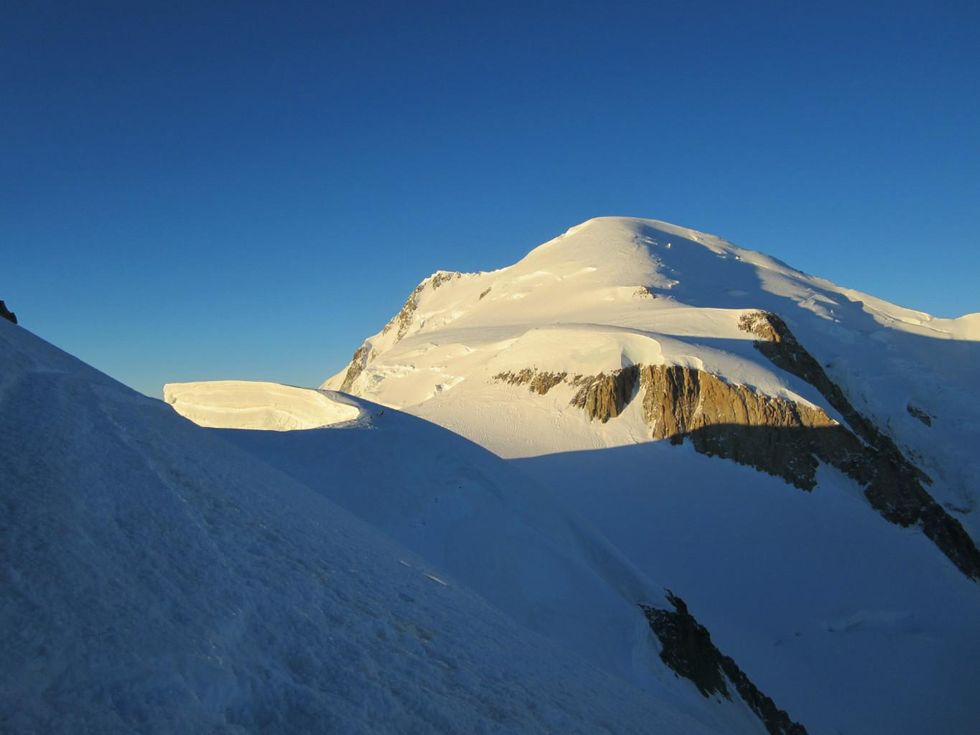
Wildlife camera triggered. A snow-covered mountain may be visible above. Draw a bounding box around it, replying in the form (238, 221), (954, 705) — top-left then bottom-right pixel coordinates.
(314, 216), (980, 733)
(2, 318), (805, 733)
(149, 215), (979, 733)
(324, 217), (979, 565)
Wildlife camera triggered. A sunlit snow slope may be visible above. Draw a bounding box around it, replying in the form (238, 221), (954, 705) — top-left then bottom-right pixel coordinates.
(164, 380), (361, 430)
(326, 217), (979, 539)
(0, 318), (729, 735)
(322, 216), (980, 734)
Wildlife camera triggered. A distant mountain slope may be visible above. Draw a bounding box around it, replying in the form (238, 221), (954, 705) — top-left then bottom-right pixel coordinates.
(0, 319), (730, 734)
(315, 216), (980, 734)
(324, 217), (980, 563)
(157, 216), (980, 734)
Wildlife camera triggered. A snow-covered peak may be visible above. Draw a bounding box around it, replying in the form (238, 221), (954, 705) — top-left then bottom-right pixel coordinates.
(315, 215), (980, 733)
(326, 214), (980, 554)
(336, 215), (977, 360)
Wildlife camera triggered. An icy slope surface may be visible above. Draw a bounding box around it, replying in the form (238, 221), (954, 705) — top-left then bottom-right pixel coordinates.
(217, 403), (799, 734)
(325, 216), (980, 536)
(0, 319), (721, 735)
(515, 442), (980, 735)
(164, 380), (361, 430)
(316, 215), (980, 734)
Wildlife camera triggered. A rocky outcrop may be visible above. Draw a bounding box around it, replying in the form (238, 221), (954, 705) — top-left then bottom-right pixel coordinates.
(382, 271), (465, 341)
(570, 366), (640, 422)
(640, 365), (839, 489)
(641, 592), (807, 735)
(0, 300), (16, 325)
(738, 311), (980, 580)
(489, 328), (980, 577)
(737, 311), (927, 479)
(640, 365), (835, 438)
(493, 369), (568, 395)
(339, 344), (371, 393)
(907, 404), (933, 427)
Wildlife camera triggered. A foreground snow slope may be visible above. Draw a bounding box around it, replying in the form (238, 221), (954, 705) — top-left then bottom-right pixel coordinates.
(188, 387), (980, 735)
(0, 319), (724, 734)
(216, 396), (800, 734)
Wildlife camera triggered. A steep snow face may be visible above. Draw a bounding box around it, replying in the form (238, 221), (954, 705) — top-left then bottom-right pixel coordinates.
(0, 319), (726, 735)
(164, 380), (360, 430)
(325, 217), (980, 537)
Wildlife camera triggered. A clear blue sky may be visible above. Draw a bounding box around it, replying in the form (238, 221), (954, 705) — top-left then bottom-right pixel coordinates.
(3, 1), (978, 397)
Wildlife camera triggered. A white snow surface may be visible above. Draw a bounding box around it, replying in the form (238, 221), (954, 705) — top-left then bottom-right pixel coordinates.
(324, 217), (980, 535)
(0, 319), (731, 734)
(214, 403), (777, 735)
(313, 216), (980, 734)
(163, 380), (361, 430)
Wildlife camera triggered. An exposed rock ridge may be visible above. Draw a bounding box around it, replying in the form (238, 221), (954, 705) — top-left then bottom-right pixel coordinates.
(488, 348), (980, 578)
(641, 592), (808, 735)
(639, 364), (839, 489)
(0, 300), (16, 324)
(338, 272), (473, 393)
(907, 404), (933, 427)
(491, 363), (839, 487)
(382, 271), (466, 341)
(339, 344), (370, 393)
(738, 311), (980, 580)
(569, 366), (640, 422)
(494, 369), (568, 395)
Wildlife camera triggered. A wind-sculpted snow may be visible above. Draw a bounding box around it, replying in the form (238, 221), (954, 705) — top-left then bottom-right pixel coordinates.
(0, 319), (731, 735)
(164, 380), (361, 430)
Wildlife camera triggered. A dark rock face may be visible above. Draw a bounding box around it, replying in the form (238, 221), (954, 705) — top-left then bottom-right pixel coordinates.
(382, 271), (465, 341)
(641, 592), (808, 735)
(639, 364), (838, 489)
(0, 301), (16, 325)
(570, 366), (640, 422)
(339, 344), (370, 393)
(737, 311), (980, 580)
(907, 404), (933, 427)
(494, 369), (568, 395)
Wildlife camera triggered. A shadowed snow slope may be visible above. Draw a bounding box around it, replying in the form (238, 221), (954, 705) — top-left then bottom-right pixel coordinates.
(0, 319), (728, 734)
(216, 402), (806, 734)
(164, 380), (361, 430)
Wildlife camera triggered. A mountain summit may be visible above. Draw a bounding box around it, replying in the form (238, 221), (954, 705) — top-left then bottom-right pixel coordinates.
(325, 217), (979, 570)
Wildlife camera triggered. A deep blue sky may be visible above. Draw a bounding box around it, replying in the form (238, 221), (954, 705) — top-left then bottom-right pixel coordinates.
(4, 1), (978, 396)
